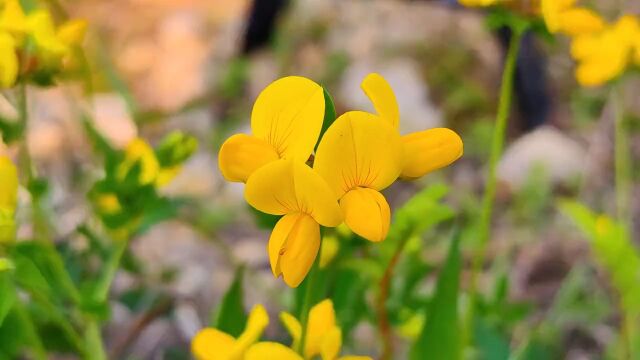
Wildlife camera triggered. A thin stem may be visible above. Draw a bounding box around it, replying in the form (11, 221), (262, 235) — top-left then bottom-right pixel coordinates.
(465, 28), (524, 346)
(84, 320), (108, 360)
(377, 229), (412, 360)
(296, 235), (323, 356)
(612, 87), (632, 237)
(612, 86), (636, 360)
(93, 236), (128, 303)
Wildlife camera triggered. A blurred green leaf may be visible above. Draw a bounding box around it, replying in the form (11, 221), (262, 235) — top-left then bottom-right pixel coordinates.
(474, 319), (510, 360)
(0, 272), (16, 326)
(11, 242), (80, 305)
(410, 230), (461, 360)
(213, 266), (247, 337)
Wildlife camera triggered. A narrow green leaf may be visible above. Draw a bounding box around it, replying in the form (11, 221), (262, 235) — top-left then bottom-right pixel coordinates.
(213, 266), (247, 337)
(410, 230), (461, 360)
(315, 88), (337, 150)
(0, 272), (16, 326)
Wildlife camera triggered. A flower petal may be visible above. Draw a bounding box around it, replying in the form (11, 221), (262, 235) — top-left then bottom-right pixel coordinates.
(279, 214), (320, 288)
(245, 342), (303, 360)
(314, 111), (404, 198)
(320, 327), (342, 360)
(557, 8), (605, 36)
(361, 73), (399, 129)
(340, 188), (390, 242)
(541, 0), (576, 33)
(268, 213), (301, 278)
(279, 312), (302, 349)
(251, 76), (325, 162)
(218, 134), (279, 183)
(191, 328), (236, 360)
(400, 128), (463, 180)
(245, 159), (342, 226)
(0, 0), (27, 34)
(0, 32), (18, 88)
(118, 138), (160, 185)
(232, 304), (270, 355)
(305, 299), (337, 359)
(57, 19), (87, 46)
(0, 156), (18, 211)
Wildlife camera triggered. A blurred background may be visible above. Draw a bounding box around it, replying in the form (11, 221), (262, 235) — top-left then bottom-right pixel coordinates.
(2, 0), (639, 358)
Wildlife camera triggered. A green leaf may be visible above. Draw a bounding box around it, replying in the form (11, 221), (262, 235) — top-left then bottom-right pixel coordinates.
(213, 266), (247, 337)
(11, 241), (81, 305)
(0, 272), (16, 326)
(315, 88), (337, 150)
(410, 230), (461, 360)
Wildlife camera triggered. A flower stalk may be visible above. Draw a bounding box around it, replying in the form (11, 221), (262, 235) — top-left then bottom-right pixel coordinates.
(466, 26), (524, 344)
(296, 235), (323, 356)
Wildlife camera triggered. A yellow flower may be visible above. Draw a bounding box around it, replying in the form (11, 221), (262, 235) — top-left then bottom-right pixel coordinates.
(0, 155), (18, 243)
(244, 159), (342, 287)
(56, 19), (87, 47)
(192, 304), (269, 360)
(459, 0), (501, 7)
(314, 111), (403, 242)
(319, 234), (339, 268)
(541, 0), (604, 36)
(0, 31), (17, 88)
(27, 10), (69, 56)
(571, 16), (639, 87)
(280, 299), (372, 360)
(0, 0), (27, 34)
(314, 74), (462, 242)
(218, 76), (325, 183)
(0, 155), (18, 212)
(117, 138), (161, 186)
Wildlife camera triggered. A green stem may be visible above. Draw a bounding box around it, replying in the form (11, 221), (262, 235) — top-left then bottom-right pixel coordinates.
(377, 228), (412, 360)
(612, 87), (631, 237)
(93, 236), (128, 303)
(465, 28), (524, 347)
(296, 235), (323, 356)
(612, 86), (636, 360)
(84, 320), (108, 360)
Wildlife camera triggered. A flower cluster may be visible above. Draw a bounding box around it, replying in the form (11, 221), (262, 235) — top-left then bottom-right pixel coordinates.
(90, 132), (197, 236)
(0, 0), (87, 88)
(192, 299), (371, 360)
(0, 155), (18, 243)
(218, 74), (463, 287)
(541, 0), (640, 87)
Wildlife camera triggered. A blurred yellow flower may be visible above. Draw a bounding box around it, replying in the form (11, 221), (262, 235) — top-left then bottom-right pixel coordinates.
(0, 31), (17, 88)
(459, 0), (500, 7)
(27, 10), (69, 56)
(0, 0), (27, 34)
(319, 234), (340, 268)
(0, 155), (18, 243)
(219, 76), (325, 183)
(118, 138), (161, 185)
(571, 15), (639, 87)
(541, 0), (604, 36)
(192, 304), (269, 360)
(280, 299), (372, 360)
(244, 159), (342, 287)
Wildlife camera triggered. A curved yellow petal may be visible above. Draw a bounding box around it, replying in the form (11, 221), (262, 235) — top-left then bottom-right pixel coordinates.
(557, 8), (605, 37)
(314, 111), (404, 198)
(361, 73), (399, 129)
(305, 299), (337, 358)
(232, 304), (269, 355)
(251, 76), (325, 162)
(320, 327), (342, 360)
(400, 128), (463, 180)
(0, 0), (27, 34)
(340, 188), (390, 242)
(218, 134), (279, 183)
(0, 156), (18, 211)
(268, 213), (320, 288)
(57, 19), (87, 46)
(245, 342), (303, 360)
(279, 312), (302, 349)
(27, 11), (68, 55)
(118, 138), (160, 185)
(245, 159), (342, 226)
(541, 0), (576, 33)
(191, 328), (236, 360)
(0, 32), (18, 88)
